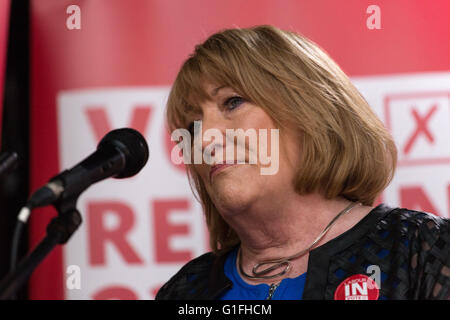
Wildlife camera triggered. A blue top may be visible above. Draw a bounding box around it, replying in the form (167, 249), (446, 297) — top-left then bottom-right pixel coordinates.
(219, 247), (307, 300)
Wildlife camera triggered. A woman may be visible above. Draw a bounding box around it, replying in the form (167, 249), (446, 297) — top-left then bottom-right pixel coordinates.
(156, 25), (450, 300)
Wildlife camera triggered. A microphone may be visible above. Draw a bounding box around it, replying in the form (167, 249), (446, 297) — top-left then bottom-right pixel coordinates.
(25, 127), (149, 211)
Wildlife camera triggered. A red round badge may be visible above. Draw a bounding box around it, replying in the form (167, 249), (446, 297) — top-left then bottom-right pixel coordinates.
(334, 274), (379, 300)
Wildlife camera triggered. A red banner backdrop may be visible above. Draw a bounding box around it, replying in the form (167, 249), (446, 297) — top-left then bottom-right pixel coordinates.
(30, 0), (450, 299)
(0, 0), (10, 139)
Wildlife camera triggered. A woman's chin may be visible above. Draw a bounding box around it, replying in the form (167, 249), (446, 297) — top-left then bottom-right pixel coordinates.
(209, 181), (256, 215)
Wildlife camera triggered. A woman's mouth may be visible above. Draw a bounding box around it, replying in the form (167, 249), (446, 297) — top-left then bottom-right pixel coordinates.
(210, 163), (237, 180)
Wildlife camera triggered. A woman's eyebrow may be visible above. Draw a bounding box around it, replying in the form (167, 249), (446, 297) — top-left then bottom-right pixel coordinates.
(211, 85), (227, 97)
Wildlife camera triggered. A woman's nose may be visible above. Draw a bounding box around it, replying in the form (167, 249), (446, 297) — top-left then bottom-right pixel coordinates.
(197, 111), (228, 160)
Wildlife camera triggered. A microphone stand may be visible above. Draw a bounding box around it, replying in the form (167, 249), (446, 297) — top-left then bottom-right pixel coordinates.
(0, 151), (19, 179)
(0, 198), (82, 300)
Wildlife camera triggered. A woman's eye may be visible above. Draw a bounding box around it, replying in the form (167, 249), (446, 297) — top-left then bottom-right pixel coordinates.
(224, 96), (245, 110)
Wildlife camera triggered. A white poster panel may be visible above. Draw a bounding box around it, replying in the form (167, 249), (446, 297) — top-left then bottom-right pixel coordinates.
(57, 88), (207, 300)
(353, 71), (450, 218)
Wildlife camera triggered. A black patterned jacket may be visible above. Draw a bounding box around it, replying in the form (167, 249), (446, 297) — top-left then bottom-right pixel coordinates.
(155, 204), (450, 300)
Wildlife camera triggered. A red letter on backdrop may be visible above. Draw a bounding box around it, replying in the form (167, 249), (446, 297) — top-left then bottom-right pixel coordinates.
(92, 286), (138, 300)
(402, 105), (437, 155)
(85, 105), (153, 141)
(153, 199), (192, 262)
(400, 186), (440, 216)
(88, 201), (144, 265)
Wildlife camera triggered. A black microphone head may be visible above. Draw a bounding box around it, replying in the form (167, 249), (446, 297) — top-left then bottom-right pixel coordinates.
(97, 128), (149, 179)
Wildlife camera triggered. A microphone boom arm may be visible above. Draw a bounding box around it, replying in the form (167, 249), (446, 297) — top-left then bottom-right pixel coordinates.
(0, 203), (82, 300)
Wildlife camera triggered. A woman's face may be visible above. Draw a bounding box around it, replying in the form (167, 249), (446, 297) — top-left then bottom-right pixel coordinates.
(187, 83), (301, 217)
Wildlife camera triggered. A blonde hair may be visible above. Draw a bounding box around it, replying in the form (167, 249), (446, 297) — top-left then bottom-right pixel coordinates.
(166, 25), (397, 254)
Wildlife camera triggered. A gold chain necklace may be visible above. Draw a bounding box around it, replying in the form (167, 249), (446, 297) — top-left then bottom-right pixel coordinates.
(238, 201), (362, 280)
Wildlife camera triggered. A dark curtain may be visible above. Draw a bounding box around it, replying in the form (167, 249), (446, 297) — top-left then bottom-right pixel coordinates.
(0, 0), (30, 300)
